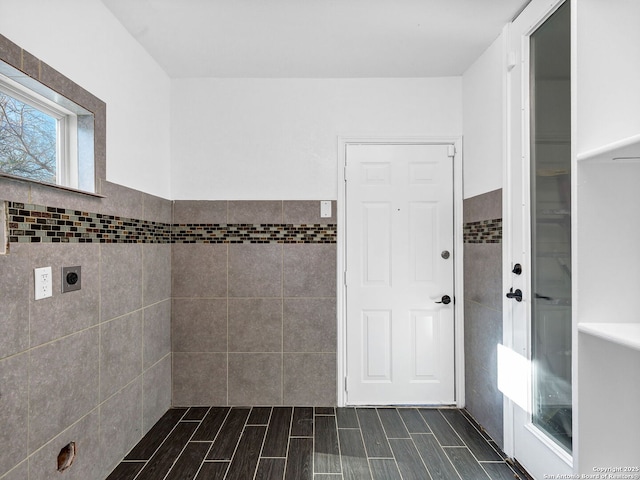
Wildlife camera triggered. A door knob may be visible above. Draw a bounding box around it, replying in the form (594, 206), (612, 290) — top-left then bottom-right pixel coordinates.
(435, 295), (452, 305)
(506, 288), (523, 302)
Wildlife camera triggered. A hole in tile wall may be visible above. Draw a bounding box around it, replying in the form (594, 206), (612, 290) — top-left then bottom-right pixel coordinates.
(57, 442), (76, 472)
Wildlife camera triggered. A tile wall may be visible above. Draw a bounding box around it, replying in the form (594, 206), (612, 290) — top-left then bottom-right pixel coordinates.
(0, 33), (173, 480)
(171, 200), (337, 407)
(0, 178), (173, 480)
(463, 189), (504, 448)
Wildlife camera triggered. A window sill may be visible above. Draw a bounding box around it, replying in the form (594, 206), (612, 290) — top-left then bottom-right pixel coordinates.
(0, 172), (106, 198)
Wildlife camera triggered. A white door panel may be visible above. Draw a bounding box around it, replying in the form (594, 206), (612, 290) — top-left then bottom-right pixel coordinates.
(345, 143), (454, 405)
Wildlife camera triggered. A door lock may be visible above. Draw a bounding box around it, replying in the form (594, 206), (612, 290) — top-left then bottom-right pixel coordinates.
(441, 250), (450, 259)
(435, 295), (452, 305)
(506, 288), (523, 302)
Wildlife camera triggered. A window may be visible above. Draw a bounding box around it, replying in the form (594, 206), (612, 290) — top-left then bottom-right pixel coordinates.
(0, 60), (96, 193)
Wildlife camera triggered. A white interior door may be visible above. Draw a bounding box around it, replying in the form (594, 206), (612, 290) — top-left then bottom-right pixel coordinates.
(504, 0), (573, 476)
(345, 143), (455, 405)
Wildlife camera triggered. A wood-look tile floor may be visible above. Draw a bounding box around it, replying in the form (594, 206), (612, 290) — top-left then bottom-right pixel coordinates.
(106, 407), (531, 480)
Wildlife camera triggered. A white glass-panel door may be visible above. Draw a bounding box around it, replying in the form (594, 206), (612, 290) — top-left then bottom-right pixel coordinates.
(504, 0), (573, 476)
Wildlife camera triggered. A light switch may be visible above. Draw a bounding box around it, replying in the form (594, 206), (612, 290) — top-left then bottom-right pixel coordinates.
(34, 266), (52, 300)
(320, 201), (332, 218)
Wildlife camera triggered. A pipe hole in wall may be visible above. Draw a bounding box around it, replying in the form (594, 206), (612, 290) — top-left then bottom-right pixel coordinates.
(57, 442), (76, 472)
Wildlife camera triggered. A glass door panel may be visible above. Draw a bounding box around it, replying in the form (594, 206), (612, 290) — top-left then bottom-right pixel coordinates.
(530, 1), (572, 453)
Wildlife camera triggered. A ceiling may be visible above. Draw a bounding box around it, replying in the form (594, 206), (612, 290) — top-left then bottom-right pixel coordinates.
(101, 0), (531, 78)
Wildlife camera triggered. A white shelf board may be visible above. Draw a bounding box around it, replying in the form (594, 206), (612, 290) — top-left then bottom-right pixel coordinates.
(577, 133), (640, 162)
(578, 322), (640, 351)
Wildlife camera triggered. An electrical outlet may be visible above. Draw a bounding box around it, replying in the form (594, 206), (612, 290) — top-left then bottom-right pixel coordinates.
(34, 266), (52, 300)
(320, 201), (332, 218)
(62, 266), (81, 293)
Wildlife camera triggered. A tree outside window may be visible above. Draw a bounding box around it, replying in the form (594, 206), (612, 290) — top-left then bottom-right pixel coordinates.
(0, 91), (57, 184)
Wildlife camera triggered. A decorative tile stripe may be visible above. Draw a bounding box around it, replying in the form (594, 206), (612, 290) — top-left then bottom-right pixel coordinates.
(6, 202), (337, 244)
(7, 202), (171, 244)
(464, 218), (502, 244)
(172, 224), (336, 244)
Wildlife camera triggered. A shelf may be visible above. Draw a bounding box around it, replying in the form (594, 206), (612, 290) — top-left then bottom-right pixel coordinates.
(578, 323), (640, 351)
(577, 133), (640, 162)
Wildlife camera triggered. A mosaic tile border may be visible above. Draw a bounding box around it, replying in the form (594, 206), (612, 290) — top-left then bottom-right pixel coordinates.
(172, 224), (336, 244)
(464, 218), (502, 244)
(5, 202), (336, 244)
(7, 202), (171, 244)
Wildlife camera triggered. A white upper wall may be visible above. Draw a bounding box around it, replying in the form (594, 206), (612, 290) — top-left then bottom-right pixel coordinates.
(0, 0), (172, 199)
(462, 29), (506, 199)
(171, 77), (462, 200)
(576, 0), (640, 154)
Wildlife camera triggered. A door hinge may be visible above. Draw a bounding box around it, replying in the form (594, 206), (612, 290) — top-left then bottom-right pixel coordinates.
(344, 376), (348, 392)
(447, 145), (456, 157)
(344, 271), (347, 286)
(344, 165), (347, 181)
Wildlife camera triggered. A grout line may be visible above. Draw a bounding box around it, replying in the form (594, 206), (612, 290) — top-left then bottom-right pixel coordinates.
(281, 406), (295, 478)
(331, 411), (345, 477)
(131, 408), (189, 480)
(281, 244), (285, 405)
(250, 411), (271, 480)
(140, 243), (145, 438)
(226, 243), (229, 407)
(157, 418), (200, 480)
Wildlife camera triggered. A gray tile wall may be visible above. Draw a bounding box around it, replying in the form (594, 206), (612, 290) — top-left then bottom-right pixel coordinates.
(0, 33), (172, 480)
(172, 200), (337, 407)
(0, 178), (172, 480)
(463, 189), (504, 448)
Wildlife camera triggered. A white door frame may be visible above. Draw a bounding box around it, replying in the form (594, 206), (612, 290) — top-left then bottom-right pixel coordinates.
(336, 136), (465, 407)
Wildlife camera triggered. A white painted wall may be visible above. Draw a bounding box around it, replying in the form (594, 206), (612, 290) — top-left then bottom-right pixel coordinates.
(0, 0), (172, 199)
(171, 78), (462, 200)
(462, 30), (506, 199)
(576, 0), (640, 154)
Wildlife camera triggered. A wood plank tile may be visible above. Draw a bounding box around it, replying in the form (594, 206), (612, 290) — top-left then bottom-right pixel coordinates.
(389, 438), (432, 480)
(398, 408), (431, 434)
(314, 415), (341, 474)
(125, 408), (187, 460)
(419, 409), (464, 446)
(412, 433), (461, 480)
(336, 407), (359, 428)
(444, 447), (491, 480)
(370, 459), (402, 480)
(195, 462), (229, 480)
(291, 407), (314, 437)
(262, 407), (293, 458)
(356, 408), (393, 458)
(314, 475), (343, 480)
(165, 442), (210, 480)
(226, 425), (267, 480)
(439, 409), (501, 461)
(183, 407), (210, 421)
(255, 458), (286, 480)
(248, 407), (272, 425)
(482, 462), (519, 480)
(193, 407), (231, 441)
(338, 428), (372, 480)
(284, 437), (313, 480)
(136, 422), (198, 480)
(377, 408), (410, 438)
(207, 407), (251, 460)
(315, 407), (335, 415)
(105, 462), (145, 480)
